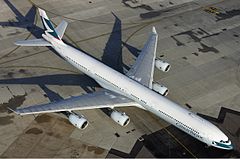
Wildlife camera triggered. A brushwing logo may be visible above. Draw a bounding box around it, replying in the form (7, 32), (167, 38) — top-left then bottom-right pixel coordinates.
(41, 17), (60, 40)
(42, 18), (53, 33)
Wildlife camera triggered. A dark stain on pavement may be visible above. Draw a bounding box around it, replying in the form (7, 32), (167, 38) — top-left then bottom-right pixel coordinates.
(25, 127), (43, 135)
(140, 9), (172, 19)
(46, 132), (61, 139)
(216, 9), (240, 21)
(87, 145), (105, 155)
(171, 36), (185, 46)
(0, 115), (14, 125)
(175, 30), (201, 43)
(35, 114), (52, 123)
(122, 0), (153, 11)
(198, 43), (219, 53)
(192, 52), (199, 56)
(0, 93), (27, 113)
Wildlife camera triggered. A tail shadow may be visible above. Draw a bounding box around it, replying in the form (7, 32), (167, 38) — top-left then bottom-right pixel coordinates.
(0, 0), (66, 59)
(0, 0), (42, 37)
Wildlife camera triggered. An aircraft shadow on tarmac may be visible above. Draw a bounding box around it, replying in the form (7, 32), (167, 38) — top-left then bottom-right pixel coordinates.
(0, 0), (142, 92)
(0, 0), (42, 38)
(0, 0), (141, 117)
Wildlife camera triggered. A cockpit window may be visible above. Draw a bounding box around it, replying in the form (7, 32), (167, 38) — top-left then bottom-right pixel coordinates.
(220, 140), (229, 143)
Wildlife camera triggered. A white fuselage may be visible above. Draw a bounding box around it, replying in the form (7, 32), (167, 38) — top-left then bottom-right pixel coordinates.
(47, 36), (233, 150)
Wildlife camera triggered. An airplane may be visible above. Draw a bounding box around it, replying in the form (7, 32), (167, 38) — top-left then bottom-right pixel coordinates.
(11, 8), (233, 150)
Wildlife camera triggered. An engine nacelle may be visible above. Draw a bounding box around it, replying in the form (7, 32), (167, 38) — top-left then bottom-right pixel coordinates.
(155, 59), (171, 72)
(152, 82), (169, 96)
(110, 110), (130, 127)
(68, 113), (88, 129)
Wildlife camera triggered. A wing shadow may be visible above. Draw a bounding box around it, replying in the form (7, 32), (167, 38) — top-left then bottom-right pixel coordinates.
(101, 12), (123, 73)
(0, 74), (98, 93)
(39, 84), (63, 102)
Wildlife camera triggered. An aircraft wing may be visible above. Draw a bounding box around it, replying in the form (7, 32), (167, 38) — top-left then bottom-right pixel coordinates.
(12, 90), (138, 115)
(126, 27), (158, 88)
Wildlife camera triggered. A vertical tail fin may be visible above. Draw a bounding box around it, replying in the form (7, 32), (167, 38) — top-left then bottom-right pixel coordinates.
(14, 8), (68, 46)
(38, 8), (60, 40)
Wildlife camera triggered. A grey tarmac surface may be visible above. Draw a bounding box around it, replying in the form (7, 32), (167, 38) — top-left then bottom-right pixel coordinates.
(0, 0), (239, 158)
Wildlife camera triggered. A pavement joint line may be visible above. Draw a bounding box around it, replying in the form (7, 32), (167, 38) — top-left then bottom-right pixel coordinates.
(28, 0), (142, 25)
(0, 65), (79, 74)
(124, 23), (150, 43)
(0, 0), (226, 64)
(73, 0), (227, 44)
(24, 116), (60, 158)
(0, 3), (39, 61)
(0, 26), (33, 61)
(28, 0), (226, 26)
(76, 23), (145, 44)
(27, 0), (207, 46)
(0, 46), (21, 61)
(0, 49), (49, 65)
(146, 115), (198, 158)
(162, 126), (198, 158)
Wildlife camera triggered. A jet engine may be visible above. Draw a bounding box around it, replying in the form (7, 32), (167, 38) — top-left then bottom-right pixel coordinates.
(152, 82), (169, 96)
(155, 59), (171, 72)
(68, 113), (88, 129)
(110, 110), (130, 126)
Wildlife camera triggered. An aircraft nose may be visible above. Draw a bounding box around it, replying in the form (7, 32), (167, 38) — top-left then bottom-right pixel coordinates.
(213, 140), (234, 150)
(228, 140), (234, 150)
(225, 139), (233, 150)
(226, 143), (234, 150)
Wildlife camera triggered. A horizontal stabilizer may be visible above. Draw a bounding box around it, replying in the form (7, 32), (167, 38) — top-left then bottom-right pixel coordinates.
(55, 20), (68, 39)
(15, 38), (52, 46)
